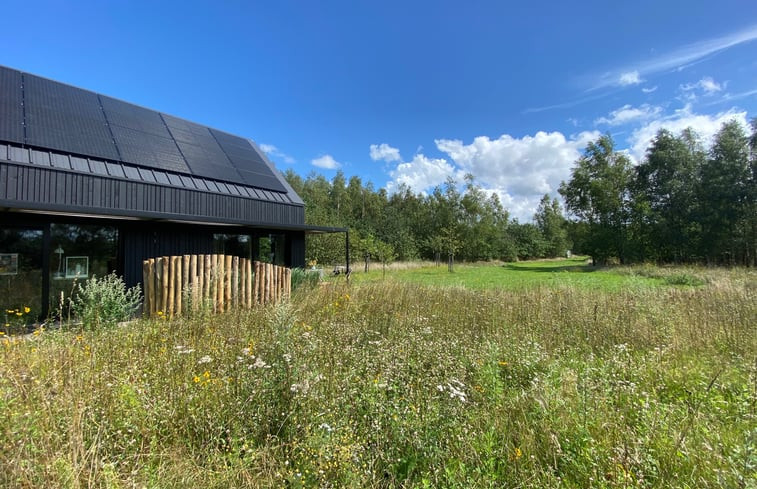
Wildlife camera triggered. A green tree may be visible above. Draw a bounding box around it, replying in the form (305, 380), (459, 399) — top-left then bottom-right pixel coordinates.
(632, 128), (704, 263)
(559, 134), (633, 265)
(534, 194), (570, 257)
(698, 120), (751, 265)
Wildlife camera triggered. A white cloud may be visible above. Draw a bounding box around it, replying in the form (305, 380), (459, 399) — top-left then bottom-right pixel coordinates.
(383, 130), (600, 220)
(588, 23), (757, 90)
(641, 86), (658, 93)
(311, 154), (341, 169)
(259, 143), (295, 164)
(369, 143), (402, 163)
(618, 71), (642, 86)
(435, 131), (599, 204)
(385, 154), (457, 193)
(681, 76), (724, 96)
(628, 105), (749, 161)
(595, 104), (662, 126)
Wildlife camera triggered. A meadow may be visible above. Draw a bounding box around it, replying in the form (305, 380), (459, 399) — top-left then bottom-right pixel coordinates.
(1, 260), (755, 488)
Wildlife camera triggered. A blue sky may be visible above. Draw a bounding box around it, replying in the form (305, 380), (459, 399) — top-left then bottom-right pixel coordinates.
(2, 0), (756, 220)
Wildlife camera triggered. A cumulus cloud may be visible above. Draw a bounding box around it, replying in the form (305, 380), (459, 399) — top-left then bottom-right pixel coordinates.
(384, 130), (600, 221)
(385, 154), (458, 194)
(627, 105), (748, 161)
(595, 104), (662, 126)
(311, 154), (341, 170)
(259, 143), (295, 164)
(369, 143), (402, 163)
(618, 71), (643, 86)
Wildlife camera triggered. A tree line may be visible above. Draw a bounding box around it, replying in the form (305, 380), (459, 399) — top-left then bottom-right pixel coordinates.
(560, 119), (756, 266)
(284, 118), (755, 268)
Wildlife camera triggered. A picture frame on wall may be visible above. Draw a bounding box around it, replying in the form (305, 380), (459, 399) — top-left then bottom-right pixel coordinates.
(0, 253), (19, 275)
(65, 256), (89, 279)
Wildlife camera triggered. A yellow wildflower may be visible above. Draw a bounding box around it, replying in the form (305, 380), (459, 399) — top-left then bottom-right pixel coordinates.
(498, 361), (508, 366)
(513, 447), (522, 460)
(23, 306), (30, 314)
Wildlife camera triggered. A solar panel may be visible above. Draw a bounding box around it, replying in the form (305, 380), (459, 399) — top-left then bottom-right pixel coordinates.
(23, 74), (120, 160)
(0, 67), (24, 144)
(101, 95), (172, 138)
(110, 124), (190, 173)
(208, 129), (286, 192)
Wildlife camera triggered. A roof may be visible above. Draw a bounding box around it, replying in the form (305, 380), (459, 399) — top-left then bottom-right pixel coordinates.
(0, 65), (303, 206)
(0, 66), (307, 227)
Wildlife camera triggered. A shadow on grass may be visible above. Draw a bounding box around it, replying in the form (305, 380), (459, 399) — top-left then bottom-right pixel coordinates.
(502, 260), (599, 274)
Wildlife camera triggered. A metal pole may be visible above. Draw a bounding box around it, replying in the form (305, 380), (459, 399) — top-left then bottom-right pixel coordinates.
(345, 229), (351, 282)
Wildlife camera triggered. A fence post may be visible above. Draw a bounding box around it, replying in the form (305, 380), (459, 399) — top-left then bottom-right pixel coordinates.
(246, 259), (253, 308)
(225, 255), (233, 311)
(160, 257), (169, 316)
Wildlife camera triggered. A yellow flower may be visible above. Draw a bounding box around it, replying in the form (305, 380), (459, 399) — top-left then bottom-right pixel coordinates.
(23, 306), (30, 314)
(513, 447), (522, 460)
(15, 312), (22, 317)
(498, 361), (508, 366)
(0, 331), (5, 336)
(193, 375), (201, 383)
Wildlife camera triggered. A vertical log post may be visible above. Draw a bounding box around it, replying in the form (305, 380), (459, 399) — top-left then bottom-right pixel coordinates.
(246, 259), (253, 308)
(225, 255), (233, 311)
(161, 257), (169, 316)
(190, 254), (198, 312)
(232, 256), (239, 309)
(204, 254), (212, 307)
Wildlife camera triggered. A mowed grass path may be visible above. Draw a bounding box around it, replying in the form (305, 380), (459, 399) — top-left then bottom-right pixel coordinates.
(345, 257), (670, 291)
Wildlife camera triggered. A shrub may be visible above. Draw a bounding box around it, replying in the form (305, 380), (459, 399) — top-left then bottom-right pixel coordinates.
(291, 267), (321, 291)
(71, 273), (142, 328)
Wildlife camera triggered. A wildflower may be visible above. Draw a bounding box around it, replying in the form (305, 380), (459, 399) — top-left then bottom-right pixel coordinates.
(513, 447), (522, 460)
(23, 306), (30, 314)
(319, 423), (333, 433)
(0, 331), (4, 336)
(197, 355), (212, 364)
(15, 312), (22, 317)
(251, 357), (269, 369)
(498, 361), (508, 366)
(193, 375), (201, 383)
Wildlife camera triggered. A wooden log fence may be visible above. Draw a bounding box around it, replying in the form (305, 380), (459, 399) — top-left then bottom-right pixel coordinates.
(142, 255), (292, 318)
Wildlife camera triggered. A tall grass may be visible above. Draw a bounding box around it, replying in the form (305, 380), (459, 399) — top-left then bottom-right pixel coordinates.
(1, 275), (755, 487)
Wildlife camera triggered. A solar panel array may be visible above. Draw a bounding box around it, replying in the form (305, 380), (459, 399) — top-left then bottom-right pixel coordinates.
(0, 65), (287, 194)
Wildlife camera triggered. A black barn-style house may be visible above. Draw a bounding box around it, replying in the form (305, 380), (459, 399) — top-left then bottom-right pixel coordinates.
(0, 65), (341, 320)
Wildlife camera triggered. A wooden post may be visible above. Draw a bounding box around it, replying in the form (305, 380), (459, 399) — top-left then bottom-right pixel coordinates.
(160, 257), (169, 316)
(246, 259), (253, 308)
(253, 261), (260, 305)
(142, 260), (151, 316)
(267, 264), (272, 304)
(175, 256), (183, 316)
(182, 255), (190, 315)
(232, 256), (239, 309)
(225, 255), (233, 311)
(216, 254), (225, 312)
(204, 254), (212, 306)
(190, 254), (198, 311)
(285, 267), (291, 299)
(168, 256), (177, 318)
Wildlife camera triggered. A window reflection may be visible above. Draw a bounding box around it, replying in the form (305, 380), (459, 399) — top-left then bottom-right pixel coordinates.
(0, 227), (43, 325)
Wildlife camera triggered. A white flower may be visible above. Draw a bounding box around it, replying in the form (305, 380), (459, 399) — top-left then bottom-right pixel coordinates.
(198, 355), (212, 364)
(251, 357), (269, 369)
(319, 423), (333, 433)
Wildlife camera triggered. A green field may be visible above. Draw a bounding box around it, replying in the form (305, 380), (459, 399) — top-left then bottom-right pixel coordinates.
(343, 257), (729, 291)
(1, 261), (755, 488)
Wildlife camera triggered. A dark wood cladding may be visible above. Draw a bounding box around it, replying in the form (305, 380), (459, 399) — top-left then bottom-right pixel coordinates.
(0, 161), (305, 226)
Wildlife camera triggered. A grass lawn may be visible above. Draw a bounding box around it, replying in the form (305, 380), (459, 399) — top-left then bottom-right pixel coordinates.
(342, 257), (707, 291)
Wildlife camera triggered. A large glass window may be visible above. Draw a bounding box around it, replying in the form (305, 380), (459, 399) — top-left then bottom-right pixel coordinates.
(0, 227), (43, 326)
(49, 224), (118, 314)
(258, 234), (286, 265)
(213, 234), (252, 260)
